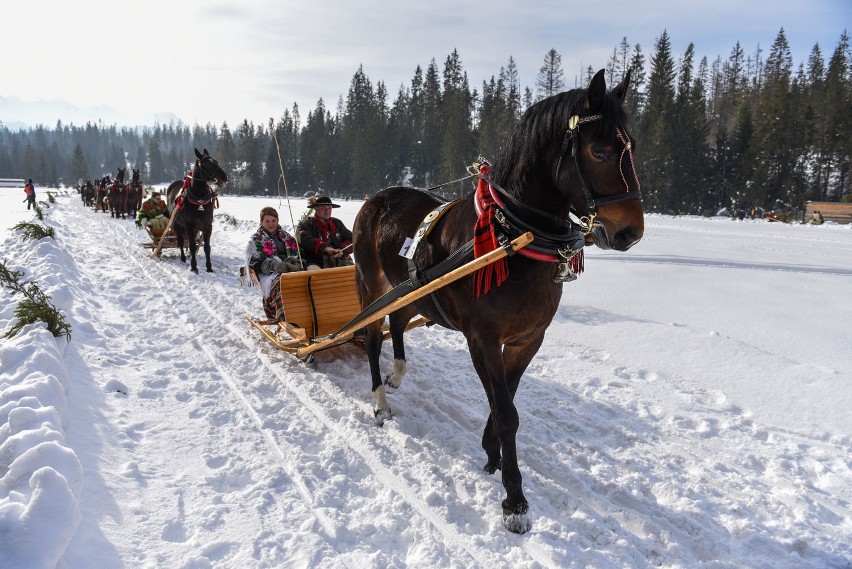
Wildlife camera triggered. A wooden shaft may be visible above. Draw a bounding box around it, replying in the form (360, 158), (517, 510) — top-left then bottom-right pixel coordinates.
(295, 231), (533, 357)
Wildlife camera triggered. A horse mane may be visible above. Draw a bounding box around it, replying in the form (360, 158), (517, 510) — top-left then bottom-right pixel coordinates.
(492, 85), (629, 200)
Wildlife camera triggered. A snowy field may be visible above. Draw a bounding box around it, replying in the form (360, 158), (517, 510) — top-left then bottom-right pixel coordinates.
(0, 186), (850, 568)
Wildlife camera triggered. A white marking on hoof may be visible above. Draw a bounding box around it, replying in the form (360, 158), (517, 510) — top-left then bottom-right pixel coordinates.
(503, 511), (532, 534)
(383, 359), (408, 392)
(372, 386), (391, 425)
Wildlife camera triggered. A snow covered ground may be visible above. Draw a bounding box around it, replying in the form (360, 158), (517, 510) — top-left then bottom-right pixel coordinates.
(1, 187), (850, 568)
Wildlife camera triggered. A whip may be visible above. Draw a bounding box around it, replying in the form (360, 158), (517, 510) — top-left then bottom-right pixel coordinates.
(269, 117), (304, 267)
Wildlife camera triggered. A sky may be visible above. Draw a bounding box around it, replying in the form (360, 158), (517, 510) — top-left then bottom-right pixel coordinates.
(3, 0), (850, 128)
(0, 188), (850, 567)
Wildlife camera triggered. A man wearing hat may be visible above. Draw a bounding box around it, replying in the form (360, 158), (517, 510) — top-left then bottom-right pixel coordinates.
(296, 195), (353, 269)
(136, 190), (169, 227)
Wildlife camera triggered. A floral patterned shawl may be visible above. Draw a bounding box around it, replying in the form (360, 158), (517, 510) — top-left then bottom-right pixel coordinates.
(247, 225), (299, 298)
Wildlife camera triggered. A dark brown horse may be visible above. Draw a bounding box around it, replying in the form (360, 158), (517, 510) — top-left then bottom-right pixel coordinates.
(126, 168), (144, 219)
(95, 176), (110, 213)
(108, 167), (127, 219)
(352, 69), (644, 534)
(166, 148), (228, 273)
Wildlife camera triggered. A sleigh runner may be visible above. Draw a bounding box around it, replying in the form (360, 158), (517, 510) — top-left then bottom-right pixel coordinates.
(245, 231), (534, 359)
(140, 224), (202, 250)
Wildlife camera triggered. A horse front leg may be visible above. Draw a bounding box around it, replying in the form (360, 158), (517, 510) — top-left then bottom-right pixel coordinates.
(481, 334), (545, 475)
(469, 334), (532, 534)
(202, 225), (213, 272)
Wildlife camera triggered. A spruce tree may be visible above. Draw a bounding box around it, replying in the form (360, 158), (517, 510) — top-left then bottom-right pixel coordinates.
(640, 30), (677, 211)
(750, 28), (796, 208)
(627, 43), (647, 122)
(439, 49), (474, 197)
(824, 31), (851, 198)
(535, 48), (565, 100)
(70, 143), (89, 183)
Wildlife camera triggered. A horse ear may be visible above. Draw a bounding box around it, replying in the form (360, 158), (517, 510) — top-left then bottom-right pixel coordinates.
(203, 148), (210, 156)
(611, 69), (632, 103)
(195, 148), (203, 160)
(586, 69), (606, 112)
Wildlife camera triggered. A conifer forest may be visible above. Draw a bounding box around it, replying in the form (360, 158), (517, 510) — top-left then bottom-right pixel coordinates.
(2, 29), (850, 215)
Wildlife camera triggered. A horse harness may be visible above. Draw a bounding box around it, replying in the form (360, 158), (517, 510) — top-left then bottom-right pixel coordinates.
(329, 114), (643, 339)
(177, 159), (221, 212)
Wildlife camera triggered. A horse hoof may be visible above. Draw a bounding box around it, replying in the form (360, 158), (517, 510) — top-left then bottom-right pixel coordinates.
(206, 268), (214, 273)
(374, 408), (392, 426)
(502, 502), (531, 534)
(383, 377), (398, 393)
(191, 267), (198, 274)
(484, 459), (502, 474)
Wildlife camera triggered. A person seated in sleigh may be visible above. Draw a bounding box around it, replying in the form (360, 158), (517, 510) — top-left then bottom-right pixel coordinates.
(246, 206), (305, 321)
(296, 195), (353, 270)
(136, 190), (169, 229)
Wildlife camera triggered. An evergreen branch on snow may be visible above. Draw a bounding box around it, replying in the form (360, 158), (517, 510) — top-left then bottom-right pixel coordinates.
(13, 221), (55, 240)
(215, 212), (238, 226)
(0, 260), (72, 342)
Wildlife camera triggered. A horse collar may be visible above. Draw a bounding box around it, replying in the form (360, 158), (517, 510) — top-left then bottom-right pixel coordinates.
(474, 166), (585, 281)
(179, 174), (218, 210)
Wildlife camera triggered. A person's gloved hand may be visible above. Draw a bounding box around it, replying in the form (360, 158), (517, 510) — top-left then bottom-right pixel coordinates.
(270, 256), (303, 273)
(281, 256), (303, 272)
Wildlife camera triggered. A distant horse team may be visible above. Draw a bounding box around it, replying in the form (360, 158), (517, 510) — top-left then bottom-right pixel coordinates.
(78, 149), (228, 274)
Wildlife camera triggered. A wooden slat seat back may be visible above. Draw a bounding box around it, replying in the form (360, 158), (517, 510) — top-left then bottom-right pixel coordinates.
(803, 201), (852, 224)
(279, 265), (360, 337)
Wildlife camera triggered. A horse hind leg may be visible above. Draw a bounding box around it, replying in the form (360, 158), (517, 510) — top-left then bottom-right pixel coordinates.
(356, 258), (396, 424)
(188, 234), (199, 273)
(174, 227), (187, 264)
(365, 319), (391, 425)
(383, 307), (415, 392)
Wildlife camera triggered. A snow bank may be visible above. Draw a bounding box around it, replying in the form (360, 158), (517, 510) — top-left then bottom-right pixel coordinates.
(0, 215), (82, 568)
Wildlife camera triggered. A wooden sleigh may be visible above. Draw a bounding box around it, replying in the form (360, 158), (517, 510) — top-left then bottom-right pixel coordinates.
(245, 232), (533, 360)
(141, 225), (180, 249)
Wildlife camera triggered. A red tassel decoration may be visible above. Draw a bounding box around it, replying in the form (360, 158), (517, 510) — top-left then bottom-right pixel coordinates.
(472, 165), (508, 297)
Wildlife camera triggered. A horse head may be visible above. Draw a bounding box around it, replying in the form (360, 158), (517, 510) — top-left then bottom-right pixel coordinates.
(116, 167), (126, 184)
(193, 148), (228, 188)
(556, 69), (644, 251)
(132, 168), (140, 183)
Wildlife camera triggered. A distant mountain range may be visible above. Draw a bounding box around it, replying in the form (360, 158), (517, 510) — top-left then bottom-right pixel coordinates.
(0, 96), (183, 130)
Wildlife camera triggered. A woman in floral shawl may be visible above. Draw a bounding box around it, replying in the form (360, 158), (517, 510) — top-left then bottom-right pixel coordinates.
(247, 206), (304, 321)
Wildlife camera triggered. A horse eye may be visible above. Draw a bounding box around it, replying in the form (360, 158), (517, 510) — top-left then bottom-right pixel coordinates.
(591, 148), (608, 161)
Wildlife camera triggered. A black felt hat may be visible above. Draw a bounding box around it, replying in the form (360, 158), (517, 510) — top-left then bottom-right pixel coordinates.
(309, 196), (340, 208)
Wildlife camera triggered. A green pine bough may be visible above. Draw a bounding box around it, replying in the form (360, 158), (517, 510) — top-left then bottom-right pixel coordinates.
(0, 260), (71, 341)
(13, 221), (54, 240)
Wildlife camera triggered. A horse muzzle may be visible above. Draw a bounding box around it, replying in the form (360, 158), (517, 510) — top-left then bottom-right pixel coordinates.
(586, 223), (643, 251)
